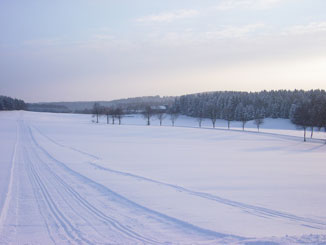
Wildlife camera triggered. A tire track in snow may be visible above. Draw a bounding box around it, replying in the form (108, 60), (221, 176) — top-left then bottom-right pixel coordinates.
(27, 124), (238, 243)
(30, 124), (326, 231)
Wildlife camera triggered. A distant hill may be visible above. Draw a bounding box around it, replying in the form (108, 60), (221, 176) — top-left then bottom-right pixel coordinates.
(27, 96), (176, 113)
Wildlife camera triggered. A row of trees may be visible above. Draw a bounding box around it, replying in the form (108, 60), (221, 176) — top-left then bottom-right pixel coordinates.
(0, 96), (26, 111)
(92, 103), (180, 126)
(92, 103), (124, 124)
(141, 106), (179, 126)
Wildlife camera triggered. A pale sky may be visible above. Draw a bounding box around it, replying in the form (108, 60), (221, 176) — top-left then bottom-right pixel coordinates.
(1, 0), (326, 102)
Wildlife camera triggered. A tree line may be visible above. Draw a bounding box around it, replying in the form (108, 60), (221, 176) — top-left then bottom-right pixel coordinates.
(92, 90), (326, 142)
(0, 95), (26, 111)
(27, 96), (175, 114)
(168, 90), (326, 141)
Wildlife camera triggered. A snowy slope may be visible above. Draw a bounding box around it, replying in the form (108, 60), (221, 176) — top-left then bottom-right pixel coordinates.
(0, 111), (326, 244)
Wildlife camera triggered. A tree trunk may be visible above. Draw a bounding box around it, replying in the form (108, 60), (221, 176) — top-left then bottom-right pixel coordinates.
(311, 127), (314, 138)
(304, 127), (306, 142)
(96, 114), (99, 123)
(227, 121), (230, 130)
(107, 115), (109, 124)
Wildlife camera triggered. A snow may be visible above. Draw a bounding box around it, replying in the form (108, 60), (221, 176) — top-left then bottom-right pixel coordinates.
(0, 111), (326, 244)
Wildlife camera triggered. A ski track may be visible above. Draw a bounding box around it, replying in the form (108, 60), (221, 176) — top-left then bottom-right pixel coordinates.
(2, 117), (324, 244)
(30, 124), (326, 231)
(24, 121), (94, 244)
(25, 123), (166, 244)
(23, 121), (240, 244)
(25, 127), (162, 244)
(88, 162), (326, 229)
(0, 120), (18, 234)
(31, 125), (100, 160)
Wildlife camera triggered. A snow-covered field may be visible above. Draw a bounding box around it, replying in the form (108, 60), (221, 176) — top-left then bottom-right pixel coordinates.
(0, 111), (326, 244)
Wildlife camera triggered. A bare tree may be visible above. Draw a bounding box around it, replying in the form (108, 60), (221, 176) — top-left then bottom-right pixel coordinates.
(115, 107), (123, 125)
(170, 113), (179, 126)
(222, 107), (233, 130)
(292, 102), (310, 142)
(196, 110), (204, 128)
(168, 108), (179, 126)
(254, 109), (265, 132)
(103, 107), (115, 124)
(142, 106), (154, 126)
(254, 118), (264, 132)
(156, 110), (166, 126)
(103, 107), (111, 124)
(208, 105), (219, 128)
(235, 104), (254, 131)
(92, 103), (102, 123)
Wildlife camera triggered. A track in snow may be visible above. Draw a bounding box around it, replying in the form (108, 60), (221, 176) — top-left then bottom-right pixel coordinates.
(2, 112), (326, 244)
(0, 121), (18, 235)
(32, 124), (326, 231)
(0, 118), (240, 244)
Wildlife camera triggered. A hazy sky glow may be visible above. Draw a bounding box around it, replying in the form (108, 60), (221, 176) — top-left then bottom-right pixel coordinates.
(1, 0), (326, 102)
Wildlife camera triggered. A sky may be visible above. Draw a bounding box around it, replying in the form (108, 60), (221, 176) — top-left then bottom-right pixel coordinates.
(1, 0), (326, 102)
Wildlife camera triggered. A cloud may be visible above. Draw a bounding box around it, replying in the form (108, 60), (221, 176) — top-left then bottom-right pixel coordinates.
(215, 0), (284, 10)
(283, 22), (326, 35)
(140, 23), (266, 48)
(136, 9), (199, 23)
(205, 23), (265, 39)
